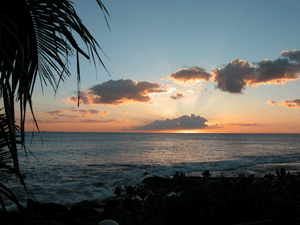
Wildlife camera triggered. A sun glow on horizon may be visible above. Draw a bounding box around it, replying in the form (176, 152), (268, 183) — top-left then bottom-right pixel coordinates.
(174, 130), (205, 133)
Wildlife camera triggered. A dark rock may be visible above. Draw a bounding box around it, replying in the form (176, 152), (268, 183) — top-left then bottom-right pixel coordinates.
(143, 172), (149, 176)
(70, 200), (92, 209)
(141, 176), (172, 189)
(157, 187), (168, 194)
(27, 199), (68, 215)
(60, 200), (101, 223)
(104, 199), (119, 212)
(65, 216), (100, 225)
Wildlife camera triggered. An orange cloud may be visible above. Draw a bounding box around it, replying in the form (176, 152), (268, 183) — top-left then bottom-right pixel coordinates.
(267, 100), (276, 105)
(212, 50), (300, 93)
(279, 99), (300, 108)
(76, 109), (109, 117)
(169, 67), (212, 84)
(121, 110), (128, 114)
(63, 79), (167, 105)
(169, 93), (184, 100)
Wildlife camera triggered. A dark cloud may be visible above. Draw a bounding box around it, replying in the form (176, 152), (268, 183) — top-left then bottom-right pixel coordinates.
(63, 79), (167, 105)
(169, 67), (212, 83)
(212, 50), (300, 94)
(212, 59), (253, 93)
(279, 99), (300, 108)
(253, 57), (300, 84)
(267, 100), (276, 105)
(281, 50), (300, 63)
(133, 114), (208, 131)
(169, 93), (184, 100)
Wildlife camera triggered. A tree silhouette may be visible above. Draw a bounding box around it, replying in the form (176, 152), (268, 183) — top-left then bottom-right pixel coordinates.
(0, 0), (110, 211)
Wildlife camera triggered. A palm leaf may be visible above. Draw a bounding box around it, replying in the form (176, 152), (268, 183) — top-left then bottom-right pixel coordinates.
(0, 109), (27, 212)
(0, 0), (111, 211)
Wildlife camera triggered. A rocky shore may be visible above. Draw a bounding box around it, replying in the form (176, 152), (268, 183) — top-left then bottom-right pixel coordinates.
(1, 168), (300, 225)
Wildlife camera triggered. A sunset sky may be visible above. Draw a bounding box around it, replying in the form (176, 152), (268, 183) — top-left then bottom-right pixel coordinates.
(24, 0), (300, 133)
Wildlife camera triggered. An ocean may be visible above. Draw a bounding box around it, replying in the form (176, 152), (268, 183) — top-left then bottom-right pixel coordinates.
(3, 132), (300, 211)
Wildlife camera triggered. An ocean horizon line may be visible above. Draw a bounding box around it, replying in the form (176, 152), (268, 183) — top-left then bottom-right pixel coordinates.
(22, 131), (300, 134)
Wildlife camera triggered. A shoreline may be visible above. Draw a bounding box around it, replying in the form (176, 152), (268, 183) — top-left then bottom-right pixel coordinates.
(2, 168), (300, 224)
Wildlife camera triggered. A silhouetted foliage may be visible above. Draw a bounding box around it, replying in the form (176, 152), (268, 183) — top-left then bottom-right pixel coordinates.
(0, 0), (110, 211)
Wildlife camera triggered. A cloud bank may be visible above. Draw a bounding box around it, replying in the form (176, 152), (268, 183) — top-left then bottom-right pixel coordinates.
(133, 114), (208, 131)
(169, 67), (212, 83)
(212, 50), (300, 94)
(169, 93), (184, 100)
(32, 118), (121, 124)
(63, 79), (167, 105)
(46, 109), (108, 117)
(279, 99), (300, 108)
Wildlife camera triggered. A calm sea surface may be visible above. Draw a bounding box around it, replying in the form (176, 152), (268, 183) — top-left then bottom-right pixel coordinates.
(4, 132), (300, 210)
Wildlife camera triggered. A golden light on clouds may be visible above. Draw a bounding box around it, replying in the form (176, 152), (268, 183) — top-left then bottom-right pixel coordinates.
(169, 67), (212, 84)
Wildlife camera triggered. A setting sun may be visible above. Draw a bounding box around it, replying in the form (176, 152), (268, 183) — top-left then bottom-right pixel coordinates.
(174, 130), (204, 133)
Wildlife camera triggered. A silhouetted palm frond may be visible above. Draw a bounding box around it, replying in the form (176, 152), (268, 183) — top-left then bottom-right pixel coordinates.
(0, 0), (110, 211)
(0, 109), (26, 212)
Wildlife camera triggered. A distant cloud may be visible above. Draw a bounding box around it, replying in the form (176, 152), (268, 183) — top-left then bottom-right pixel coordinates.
(229, 123), (263, 127)
(63, 79), (167, 105)
(78, 119), (122, 123)
(133, 114), (208, 131)
(76, 109), (109, 116)
(160, 77), (165, 80)
(121, 110), (128, 114)
(279, 99), (300, 108)
(46, 110), (68, 116)
(212, 50), (300, 94)
(267, 100), (276, 105)
(169, 67), (212, 84)
(31, 118), (121, 124)
(60, 91), (66, 94)
(169, 93), (184, 100)
(46, 109), (108, 117)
